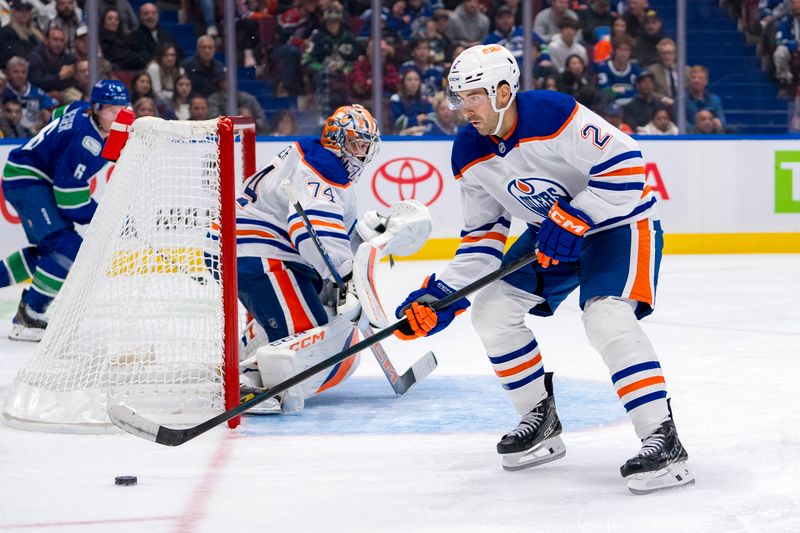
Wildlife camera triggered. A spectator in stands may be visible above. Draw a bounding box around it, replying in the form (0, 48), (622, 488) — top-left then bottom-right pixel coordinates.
(548, 18), (588, 72)
(303, 7), (359, 121)
(0, 72), (6, 96)
(271, 0), (322, 97)
(38, 0), (82, 54)
(558, 54), (594, 99)
(385, 0), (413, 42)
(197, 0), (220, 38)
(0, 97), (32, 138)
(424, 9), (452, 65)
(189, 94), (210, 120)
(390, 67), (433, 132)
(445, 0), (490, 48)
(100, 8), (138, 70)
(26, 26), (75, 96)
(483, 4), (546, 64)
(637, 107), (678, 135)
(533, 0), (579, 42)
(270, 109), (297, 135)
(422, 90), (461, 135)
(596, 34), (641, 105)
(593, 15), (627, 63)
(622, 70), (667, 129)
(234, 0), (264, 68)
(133, 95), (157, 118)
(98, 0), (138, 33)
(171, 74), (192, 120)
(622, 0), (649, 38)
(129, 3), (181, 71)
(685, 65), (727, 128)
(61, 58), (90, 103)
(128, 70), (176, 118)
(602, 102), (634, 133)
(580, 0), (616, 45)
(0, 0), (44, 70)
(542, 74), (560, 91)
(207, 78), (269, 133)
(693, 109), (724, 134)
(3, 56), (55, 133)
(351, 37), (400, 101)
(773, 0), (800, 85)
(648, 37), (678, 99)
(183, 35), (225, 98)
(406, 0), (434, 35)
(146, 42), (184, 100)
(635, 10), (665, 67)
(400, 38), (443, 99)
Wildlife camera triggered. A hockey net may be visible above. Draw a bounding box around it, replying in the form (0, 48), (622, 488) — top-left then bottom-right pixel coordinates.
(2, 116), (256, 433)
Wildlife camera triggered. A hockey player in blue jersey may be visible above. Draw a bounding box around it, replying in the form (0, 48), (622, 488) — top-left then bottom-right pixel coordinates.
(393, 44), (693, 494)
(1, 79), (131, 341)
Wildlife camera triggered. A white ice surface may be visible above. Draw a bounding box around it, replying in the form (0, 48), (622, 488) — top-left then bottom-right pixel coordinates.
(0, 255), (799, 532)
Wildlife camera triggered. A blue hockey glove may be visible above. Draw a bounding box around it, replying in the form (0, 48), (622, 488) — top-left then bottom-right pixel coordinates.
(394, 274), (470, 340)
(536, 201), (594, 268)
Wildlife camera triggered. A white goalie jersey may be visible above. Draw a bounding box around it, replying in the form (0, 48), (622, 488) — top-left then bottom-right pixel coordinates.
(235, 139), (359, 280)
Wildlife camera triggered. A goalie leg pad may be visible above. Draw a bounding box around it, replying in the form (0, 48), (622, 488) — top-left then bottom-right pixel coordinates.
(255, 347), (304, 414)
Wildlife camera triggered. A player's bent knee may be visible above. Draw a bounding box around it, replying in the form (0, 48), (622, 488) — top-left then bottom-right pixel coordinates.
(38, 229), (83, 263)
(471, 282), (505, 338)
(582, 296), (653, 357)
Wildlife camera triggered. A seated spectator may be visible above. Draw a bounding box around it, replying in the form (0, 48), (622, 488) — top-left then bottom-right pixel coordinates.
(446, 0), (490, 48)
(183, 35), (225, 97)
(146, 42), (184, 100)
(351, 38), (400, 101)
(41, 0), (82, 54)
(129, 71), (176, 119)
(634, 10), (665, 67)
(235, 0), (265, 68)
(189, 94), (210, 121)
(422, 90), (462, 136)
(390, 67), (433, 132)
(3, 56), (55, 133)
(548, 18), (588, 73)
(593, 15), (627, 63)
(385, 0), (413, 42)
(401, 38), (443, 99)
(26, 26), (75, 95)
(303, 7), (360, 121)
(542, 73), (560, 91)
(602, 102), (634, 134)
(0, 97), (33, 138)
(207, 78), (269, 133)
(580, 0), (617, 46)
(72, 25), (90, 61)
(558, 54), (596, 99)
(484, 5), (547, 66)
(622, 0), (649, 39)
(623, 70), (668, 129)
(596, 34), (642, 105)
(685, 65), (726, 128)
(61, 58), (91, 103)
(133, 96), (158, 118)
(98, 0), (138, 33)
(424, 9), (452, 66)
(0, 72), (6, 95)
(637, 107), (678, 135)
(533, 0), (579, 42)
(171, 74), (193, 120)
(100, 9), (138, 70)
(270, 109), (297, 136)
(0, 0), (44, 70)
(271, 0), (321, 96)
(693, 109), (724, 134)
(648, 38), (678, 99)
(128, 3), (182, 71)
(773, 0), (800, 85)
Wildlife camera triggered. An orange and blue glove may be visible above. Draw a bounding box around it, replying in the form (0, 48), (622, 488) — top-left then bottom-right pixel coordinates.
(536, 201), (594, 268)
(394, 274), (470, 340)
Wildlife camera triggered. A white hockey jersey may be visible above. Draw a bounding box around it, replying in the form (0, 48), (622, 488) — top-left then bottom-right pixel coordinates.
(440, 90), (657, 290)
(235, 139), (358, 280)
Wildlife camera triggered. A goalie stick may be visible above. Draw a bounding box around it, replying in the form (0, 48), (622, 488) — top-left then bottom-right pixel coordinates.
(281, 180), (437, 395)
(107, 250), (540, 446)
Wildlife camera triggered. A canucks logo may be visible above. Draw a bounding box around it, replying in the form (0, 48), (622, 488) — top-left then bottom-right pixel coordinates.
(507, 177), (571, 218)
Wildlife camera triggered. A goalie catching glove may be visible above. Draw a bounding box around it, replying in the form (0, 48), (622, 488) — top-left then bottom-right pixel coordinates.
(356, 199), (432, 257)
(536, 201), (595, 268)
(394, 274), (470, 340)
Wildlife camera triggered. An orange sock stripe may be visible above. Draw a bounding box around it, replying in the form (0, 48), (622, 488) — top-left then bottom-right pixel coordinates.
(495, 353), (542, 378)
(616, 375), (665, 399)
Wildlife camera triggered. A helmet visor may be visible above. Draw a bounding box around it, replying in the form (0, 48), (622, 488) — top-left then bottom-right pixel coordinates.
(446, 86), (490, 111)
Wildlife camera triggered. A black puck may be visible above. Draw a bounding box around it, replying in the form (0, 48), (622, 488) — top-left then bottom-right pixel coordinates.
(115, 476), (137, 486)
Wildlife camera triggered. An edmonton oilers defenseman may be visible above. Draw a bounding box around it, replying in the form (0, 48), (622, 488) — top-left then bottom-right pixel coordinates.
(393, 44), (693, 494)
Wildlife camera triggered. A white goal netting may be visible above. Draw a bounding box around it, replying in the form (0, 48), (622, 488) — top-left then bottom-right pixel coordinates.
(3, 117), (244, 432)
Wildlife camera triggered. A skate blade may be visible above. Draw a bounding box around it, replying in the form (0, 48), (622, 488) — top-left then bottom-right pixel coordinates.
(8, 325), (44, 342)
(626, 461), (695, 495)
(501, 436), (566, 472)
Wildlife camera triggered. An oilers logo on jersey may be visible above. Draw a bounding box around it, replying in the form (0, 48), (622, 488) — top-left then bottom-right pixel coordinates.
(506, 178), (572, 219)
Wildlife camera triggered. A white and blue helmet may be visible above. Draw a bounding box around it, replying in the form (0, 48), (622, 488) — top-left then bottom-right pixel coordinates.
(90, 79), (131, 107)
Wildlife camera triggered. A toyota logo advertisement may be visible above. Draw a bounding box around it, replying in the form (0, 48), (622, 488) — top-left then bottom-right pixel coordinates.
(371, 157), (444, 208)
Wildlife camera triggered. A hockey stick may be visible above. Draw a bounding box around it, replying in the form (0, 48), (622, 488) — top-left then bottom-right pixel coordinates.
(108, 250), (538, 446)
(280, 179), (437, 395)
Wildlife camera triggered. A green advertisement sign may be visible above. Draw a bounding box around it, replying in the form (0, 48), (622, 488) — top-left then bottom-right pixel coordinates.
(775, 151), (800, 213)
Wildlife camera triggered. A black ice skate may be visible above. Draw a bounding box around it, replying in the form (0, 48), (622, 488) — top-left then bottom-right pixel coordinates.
(8, 290), (47, 342)
(621, 416), (695, 495)
(497, 372), (566, 471)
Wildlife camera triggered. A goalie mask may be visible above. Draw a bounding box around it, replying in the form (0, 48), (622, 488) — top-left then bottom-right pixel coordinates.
(321, 104), (381, 182)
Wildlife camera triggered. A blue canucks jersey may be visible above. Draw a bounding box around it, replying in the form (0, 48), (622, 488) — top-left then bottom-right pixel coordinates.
(2, 101), (106, 224)
(596, 61), (642, 105)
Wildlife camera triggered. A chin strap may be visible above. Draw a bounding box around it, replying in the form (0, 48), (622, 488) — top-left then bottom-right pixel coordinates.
(491, 94), (516, 136)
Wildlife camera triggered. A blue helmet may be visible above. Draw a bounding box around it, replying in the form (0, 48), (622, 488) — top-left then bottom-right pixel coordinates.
(90, 79), (131, 107)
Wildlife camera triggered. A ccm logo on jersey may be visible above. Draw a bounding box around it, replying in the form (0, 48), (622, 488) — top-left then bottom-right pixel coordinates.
(580, 124), (612, 150)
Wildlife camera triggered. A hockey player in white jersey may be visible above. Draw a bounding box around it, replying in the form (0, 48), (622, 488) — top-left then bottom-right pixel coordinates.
(393, 44), (693, 494)
(235, 104), (431, 414)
